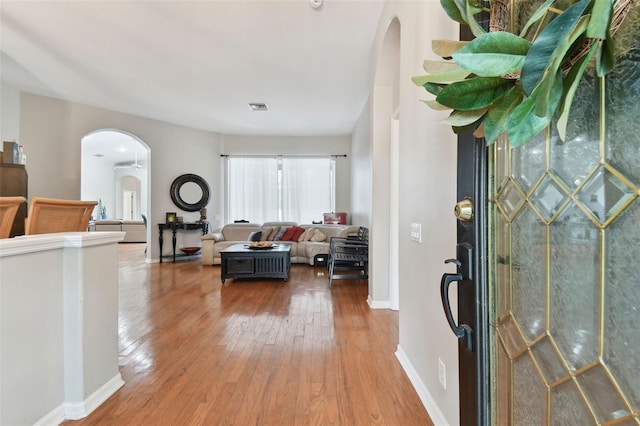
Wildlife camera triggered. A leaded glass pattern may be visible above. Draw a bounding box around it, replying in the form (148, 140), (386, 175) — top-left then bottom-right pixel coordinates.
(489, 31), (640, 424)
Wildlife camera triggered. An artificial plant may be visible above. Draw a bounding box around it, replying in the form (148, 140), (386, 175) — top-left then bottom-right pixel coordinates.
(412, 0), (635, 147)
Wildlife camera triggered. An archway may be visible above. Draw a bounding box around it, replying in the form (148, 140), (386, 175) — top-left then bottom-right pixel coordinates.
(370, 17), (401, 309)
(81, 129), (150, 237)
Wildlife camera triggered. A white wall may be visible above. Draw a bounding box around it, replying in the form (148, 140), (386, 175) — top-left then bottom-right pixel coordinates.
(350, 97), (372, 229)
(369, 2), (460, 425)
(19, 92), (224, 261)
(0, 83), (20, 145)
(221, 134), (352, 224)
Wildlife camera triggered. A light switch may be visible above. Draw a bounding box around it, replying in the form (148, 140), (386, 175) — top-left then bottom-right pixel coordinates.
(410, 223), (422, 242)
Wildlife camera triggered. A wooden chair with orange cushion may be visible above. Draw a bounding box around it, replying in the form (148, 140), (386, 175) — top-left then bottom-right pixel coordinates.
(0, 196), (26, 238)
(25, 197), (98, 235)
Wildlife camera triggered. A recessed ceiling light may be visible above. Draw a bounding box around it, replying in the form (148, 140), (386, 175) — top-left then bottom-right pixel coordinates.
(248, 103), (269, 111)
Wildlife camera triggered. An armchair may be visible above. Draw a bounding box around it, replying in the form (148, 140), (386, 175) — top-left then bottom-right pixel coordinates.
(25, 197), (97, 235)
(0, 196), (26, 238)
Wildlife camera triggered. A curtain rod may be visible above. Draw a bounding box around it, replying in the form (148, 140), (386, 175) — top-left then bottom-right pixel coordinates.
(220, 154), (347, 158)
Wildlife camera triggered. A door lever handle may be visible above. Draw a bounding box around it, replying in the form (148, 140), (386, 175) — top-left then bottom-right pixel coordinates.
(440, 272), (474, 352)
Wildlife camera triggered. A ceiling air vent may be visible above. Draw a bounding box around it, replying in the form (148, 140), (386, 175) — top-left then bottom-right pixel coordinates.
(248, 103), (269, 111)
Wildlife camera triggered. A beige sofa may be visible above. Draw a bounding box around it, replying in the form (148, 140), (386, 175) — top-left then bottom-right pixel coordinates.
(88, 219), (147, 243)
(201, 221), (360, 266)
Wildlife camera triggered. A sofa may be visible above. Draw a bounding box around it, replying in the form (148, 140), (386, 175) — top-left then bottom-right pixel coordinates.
(88, 219), (147, 243)
(201, 221), (360, 266)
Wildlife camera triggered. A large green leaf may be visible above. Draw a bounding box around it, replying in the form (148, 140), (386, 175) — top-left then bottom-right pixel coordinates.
(440, 0), (467, 24)
(587, 0), (612, 39)
(442, 108), (488, 126)
(519, 0), (557, 38)
(533, 16), (589, 117)
(520, 0), (592, 96)
(421, 99), (452, 111)
(453, 31), (531, 76)
(465, 0), (487, 37)
(556, 42), (597, 140)
(483, 86), (524, 145)
(597, 31), (615, 76)
(437, 77), (513, 111)
(415, 81), (446, 96)
(508, 71), (563, 147)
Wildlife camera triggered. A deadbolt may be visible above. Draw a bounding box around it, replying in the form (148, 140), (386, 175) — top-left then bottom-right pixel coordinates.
(454, 198), (474, 222)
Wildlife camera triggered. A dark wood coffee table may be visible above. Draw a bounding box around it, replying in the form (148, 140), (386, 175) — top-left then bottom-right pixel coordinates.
(220, 243), (291, 283)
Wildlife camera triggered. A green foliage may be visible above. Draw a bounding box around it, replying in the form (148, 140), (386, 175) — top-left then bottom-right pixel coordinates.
(414, 0), (623, 147)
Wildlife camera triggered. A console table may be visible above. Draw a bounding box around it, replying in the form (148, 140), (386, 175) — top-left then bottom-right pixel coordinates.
(158, 222), (209, 263)
(220, 244), (291, 283)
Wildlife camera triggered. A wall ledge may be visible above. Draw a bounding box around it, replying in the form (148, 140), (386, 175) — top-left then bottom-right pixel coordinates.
(0, 232), (124, 257)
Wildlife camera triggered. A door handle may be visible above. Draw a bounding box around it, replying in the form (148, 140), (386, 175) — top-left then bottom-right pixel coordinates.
(440, 270), (475, 352)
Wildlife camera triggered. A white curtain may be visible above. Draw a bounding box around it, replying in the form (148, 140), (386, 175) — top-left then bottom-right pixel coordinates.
(227, 157), (279, 223)
(281, 157), (332, 224)
(227, 156), (334, 224)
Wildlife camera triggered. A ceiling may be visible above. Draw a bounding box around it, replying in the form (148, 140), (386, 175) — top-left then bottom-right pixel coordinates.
(1, 0), (385, 139)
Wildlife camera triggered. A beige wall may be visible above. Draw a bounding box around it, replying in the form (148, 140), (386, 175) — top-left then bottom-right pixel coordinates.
(368, 2), (460, 425)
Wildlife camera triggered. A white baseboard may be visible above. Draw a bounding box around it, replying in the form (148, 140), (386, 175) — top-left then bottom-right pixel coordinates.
(395, 345), (450, 426)
(64, 373), (125, 420)
(367, 295), (393, 309)
(33, 405), (65, 426)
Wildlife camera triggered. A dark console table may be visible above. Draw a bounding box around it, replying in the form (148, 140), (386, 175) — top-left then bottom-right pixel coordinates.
(158, 222), (209, 263)
(220, 244), (291, 283)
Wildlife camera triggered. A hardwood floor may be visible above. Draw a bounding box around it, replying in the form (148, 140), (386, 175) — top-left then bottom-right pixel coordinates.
(64, 244), (433, 425)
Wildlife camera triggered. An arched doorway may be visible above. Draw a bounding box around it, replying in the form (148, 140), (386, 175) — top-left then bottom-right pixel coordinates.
(81, 129), (150, 226)
(370, 17), (401, 309)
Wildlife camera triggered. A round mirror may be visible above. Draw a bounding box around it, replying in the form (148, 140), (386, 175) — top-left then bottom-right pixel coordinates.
(170, 174), (210, 212)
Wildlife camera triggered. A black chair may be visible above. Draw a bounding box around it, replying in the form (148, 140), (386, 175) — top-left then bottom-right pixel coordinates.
(327, 227), (369, 288)
(141, 214), (148, 253)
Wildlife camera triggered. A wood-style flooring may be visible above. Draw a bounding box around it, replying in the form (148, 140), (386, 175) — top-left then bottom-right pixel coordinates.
(63, 244), (433, 425)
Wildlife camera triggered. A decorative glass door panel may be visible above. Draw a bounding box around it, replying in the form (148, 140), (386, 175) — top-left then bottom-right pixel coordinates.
(489, 37), (640, 424)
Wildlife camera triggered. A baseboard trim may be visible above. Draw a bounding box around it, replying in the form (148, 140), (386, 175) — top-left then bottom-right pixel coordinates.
(64, 373), (125, 420)
(395, 345), (450, 426)
(367, 295), (393, 309)
(33, 404), (65, 426)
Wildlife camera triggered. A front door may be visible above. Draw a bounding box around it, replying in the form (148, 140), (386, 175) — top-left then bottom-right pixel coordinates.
(440, 130), (489, 426)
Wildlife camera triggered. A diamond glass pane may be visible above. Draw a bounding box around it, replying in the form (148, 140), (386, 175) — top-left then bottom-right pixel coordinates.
(605, 48), (640, 186)
(530, 337), (568, 384)
(512, 131), (545, 193)
(577, 364), (630, 423)
(549, 204), (600, 371)
(497, 314), (527, 357)
(604, 199), (640, 412)
(550, 379), (593, 426)
(549, 76), (600, 191)
(511, 206), (547, 342)
(497, 179), (526, 220)
(530, 176), (567, 221)
(496, 341), (512, 425)
(513, 353), (546, 426)
(576, 165), (634, 224)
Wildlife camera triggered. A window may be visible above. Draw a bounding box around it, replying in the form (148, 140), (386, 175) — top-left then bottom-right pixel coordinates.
(227, 156), (335, 224)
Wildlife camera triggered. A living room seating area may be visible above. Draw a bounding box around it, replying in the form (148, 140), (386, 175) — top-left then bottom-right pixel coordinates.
(201, 221), (361, 266)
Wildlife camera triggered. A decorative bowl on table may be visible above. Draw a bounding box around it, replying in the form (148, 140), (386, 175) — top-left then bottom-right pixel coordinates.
(180, 246), (201, 255)
(248, 241), (274, 249)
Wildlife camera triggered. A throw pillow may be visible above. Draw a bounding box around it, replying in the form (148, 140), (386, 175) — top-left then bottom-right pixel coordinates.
(281, 225), (305, 241)
(273, 226), (288, 241)
(248, 231), (262, 242)
(261, 226), (277, 241)
(309, 229), (326, 242)
(291, 226), (306, 241)
(299, 227), (315, 242)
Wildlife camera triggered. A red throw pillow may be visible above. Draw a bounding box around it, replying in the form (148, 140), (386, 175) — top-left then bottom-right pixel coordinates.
(281, 226), (305, 241)
(292, 226), (306, 241)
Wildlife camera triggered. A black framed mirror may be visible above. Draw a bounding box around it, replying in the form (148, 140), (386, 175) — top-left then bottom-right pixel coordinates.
(169, 174), (211, 212)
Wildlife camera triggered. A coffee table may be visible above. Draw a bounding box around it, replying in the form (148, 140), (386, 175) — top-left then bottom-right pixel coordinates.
(220, 243), (291, 283)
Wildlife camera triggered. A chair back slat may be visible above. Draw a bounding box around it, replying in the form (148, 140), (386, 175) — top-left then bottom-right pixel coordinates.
(25, 197), (98, 235)
(0, 196), (26, 238)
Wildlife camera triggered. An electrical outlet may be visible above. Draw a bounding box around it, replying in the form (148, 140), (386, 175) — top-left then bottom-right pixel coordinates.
(438, 358), (447, 389)
(410, 223), (422, 242)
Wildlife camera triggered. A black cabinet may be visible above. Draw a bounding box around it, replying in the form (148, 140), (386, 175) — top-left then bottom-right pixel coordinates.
(0, 163), (28, 237)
